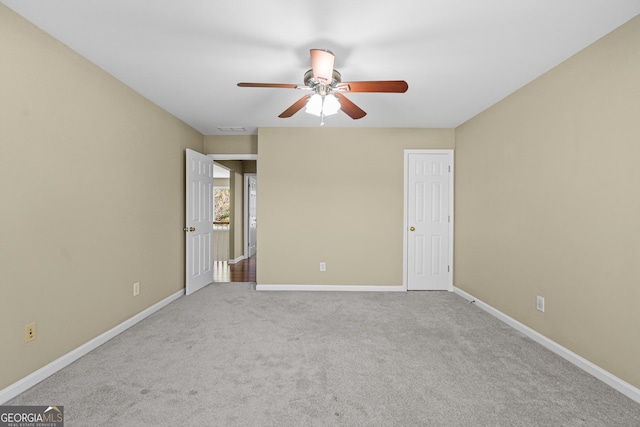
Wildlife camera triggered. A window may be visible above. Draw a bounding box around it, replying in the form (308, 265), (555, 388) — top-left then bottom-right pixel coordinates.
(214, 188), (230, 222)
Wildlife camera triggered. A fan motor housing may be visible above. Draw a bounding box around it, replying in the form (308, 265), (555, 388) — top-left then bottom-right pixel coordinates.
(304, 69), (342, 87)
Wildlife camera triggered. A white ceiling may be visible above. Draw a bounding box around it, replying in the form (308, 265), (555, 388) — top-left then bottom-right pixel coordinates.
(3, 1), (639, 135)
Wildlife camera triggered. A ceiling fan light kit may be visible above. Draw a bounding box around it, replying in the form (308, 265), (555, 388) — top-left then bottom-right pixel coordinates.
(305, 93), (341, 126)
(238, 49), (408, 125)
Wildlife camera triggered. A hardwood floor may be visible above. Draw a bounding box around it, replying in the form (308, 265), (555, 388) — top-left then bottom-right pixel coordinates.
(213, 256), (256, 283)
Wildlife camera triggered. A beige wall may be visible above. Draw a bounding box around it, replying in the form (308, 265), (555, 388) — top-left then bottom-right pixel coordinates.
(204, 135), (257, 154)
(455, 15), (640, 388)
(0, 5), (203, 390)
(257, 128), (454, 286)
(243, 161), (257, 174)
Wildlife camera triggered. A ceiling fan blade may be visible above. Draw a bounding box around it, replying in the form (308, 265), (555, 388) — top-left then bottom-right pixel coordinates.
(310, 49), (335, 84)
(337, 80), (408, 93)
(238, 82), (299, 89)
(334, 93), (366, 120)
(278, 95), (312, 118)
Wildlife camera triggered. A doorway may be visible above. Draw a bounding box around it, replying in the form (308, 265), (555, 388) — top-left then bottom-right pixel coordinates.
(404, 150), (454, 291)
(209, 154), (258, 283)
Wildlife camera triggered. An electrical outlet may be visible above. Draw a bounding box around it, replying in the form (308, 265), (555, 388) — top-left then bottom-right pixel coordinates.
(25, 322), (36, 343)
(319, 262), (326, 272)
(133, 282), (140, 296)
(536, 295), (545, 312)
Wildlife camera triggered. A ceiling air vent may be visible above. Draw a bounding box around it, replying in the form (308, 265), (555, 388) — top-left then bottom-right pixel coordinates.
(216, 126), (246, 132)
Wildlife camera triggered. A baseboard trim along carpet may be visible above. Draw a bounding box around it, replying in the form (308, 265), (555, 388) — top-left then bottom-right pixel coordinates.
(256, 284), (407, 292)
(228, 255), (246, 265)
(0, 289), (184, 405)
(453, 286), (640, 405)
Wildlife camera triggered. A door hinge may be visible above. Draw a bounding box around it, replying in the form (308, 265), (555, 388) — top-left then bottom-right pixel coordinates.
(448, 265), (450, 272)
(448, 165), (451, 172)
(448, 215), (451, 223)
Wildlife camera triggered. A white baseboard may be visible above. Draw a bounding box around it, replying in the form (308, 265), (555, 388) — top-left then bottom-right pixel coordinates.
(256, 284), (406, 292)
(0, 289), (184, 404)
(453, 286), (640, 404)
(228, 255), (246, 265)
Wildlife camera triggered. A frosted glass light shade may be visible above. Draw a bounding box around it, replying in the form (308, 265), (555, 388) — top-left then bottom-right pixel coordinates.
(305, 94), (341, 117)
(322, 94), (340, 116)
(305, 94), (323, 116)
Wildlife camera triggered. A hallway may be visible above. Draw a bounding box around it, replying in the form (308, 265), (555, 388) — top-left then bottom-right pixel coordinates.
(213, 256), (256, 283)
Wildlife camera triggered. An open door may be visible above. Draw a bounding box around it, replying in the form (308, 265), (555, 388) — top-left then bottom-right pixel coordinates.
(185, 149), (214, 295)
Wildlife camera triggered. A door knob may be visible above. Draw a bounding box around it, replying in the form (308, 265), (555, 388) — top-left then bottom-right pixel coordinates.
(183, 227), (196, 232)
(409, 226), (415, 231)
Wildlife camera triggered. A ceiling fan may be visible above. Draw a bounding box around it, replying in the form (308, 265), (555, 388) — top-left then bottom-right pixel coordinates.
(237, 49), (408, 125)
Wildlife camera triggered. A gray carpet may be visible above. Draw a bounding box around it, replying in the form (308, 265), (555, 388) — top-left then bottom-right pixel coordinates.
(8, 283), (640, 426)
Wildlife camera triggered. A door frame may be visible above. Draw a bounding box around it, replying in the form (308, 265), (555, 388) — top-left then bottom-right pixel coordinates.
(403, 149), (454, 291)
(243, 173), (257, 258)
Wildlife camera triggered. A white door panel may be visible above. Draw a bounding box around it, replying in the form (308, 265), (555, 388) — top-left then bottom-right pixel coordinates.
(406, 151), (452, 291)
(185, 149), (214, 295)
